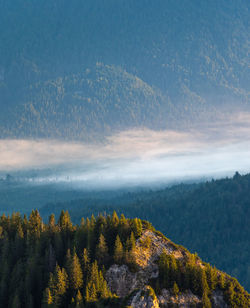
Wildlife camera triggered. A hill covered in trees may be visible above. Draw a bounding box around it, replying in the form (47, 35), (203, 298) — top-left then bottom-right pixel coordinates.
(40, 173), (250, 292)
(0, 211), (249, 307)
(1, 0), (249, 139)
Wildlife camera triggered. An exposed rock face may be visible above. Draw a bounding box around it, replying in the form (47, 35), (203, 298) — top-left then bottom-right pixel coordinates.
(134, 230), (186, 270)
(105, 230), (230, 307)
(105, 264), (139, 297)
(106, 230), (187, 297)
(158, 289), (201, 307)
(129, 286), (160, 308)
(211, 290), (229, 308)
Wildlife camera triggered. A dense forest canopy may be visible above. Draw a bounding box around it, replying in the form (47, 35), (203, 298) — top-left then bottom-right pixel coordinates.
(39, 172), (250, 292)
(0, 211), (249, 307)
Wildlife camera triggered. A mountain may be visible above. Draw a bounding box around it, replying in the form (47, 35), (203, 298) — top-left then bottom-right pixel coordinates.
(39, 172), (250, 292)
(0, 211), (249, 307)
(1, 64), (175, 140)
(0, 0), (249, 139)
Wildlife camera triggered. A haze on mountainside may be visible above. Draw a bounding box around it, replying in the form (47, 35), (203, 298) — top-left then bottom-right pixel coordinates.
(0, 0), (250, 186)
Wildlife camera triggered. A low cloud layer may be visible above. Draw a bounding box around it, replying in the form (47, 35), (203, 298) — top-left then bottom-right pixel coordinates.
(1, 112), (250, 187)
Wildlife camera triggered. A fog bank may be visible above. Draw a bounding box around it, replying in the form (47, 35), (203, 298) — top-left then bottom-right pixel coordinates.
(1, 113), (250, 187)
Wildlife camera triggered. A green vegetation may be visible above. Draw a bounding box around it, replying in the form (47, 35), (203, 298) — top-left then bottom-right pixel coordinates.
(1, 1), (249, 139)
(0, 210), (140, 307)
(40, 173), (250, 291)
(0, 210), (249, 307)
(3, 64), (173, 141)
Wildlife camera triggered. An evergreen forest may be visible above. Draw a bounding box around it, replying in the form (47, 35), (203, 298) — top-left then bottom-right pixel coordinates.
(0, 210), (249, 307)
(40, 172), (250, 291)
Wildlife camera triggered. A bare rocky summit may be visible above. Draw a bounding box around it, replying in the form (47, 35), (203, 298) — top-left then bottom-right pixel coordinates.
(106, 229), (236, 307)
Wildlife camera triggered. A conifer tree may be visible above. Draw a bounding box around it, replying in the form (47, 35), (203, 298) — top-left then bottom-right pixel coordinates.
(202, 291), (212, 308)
(28, 209), (42, 239)
(42, 288), (53, 307)
(88, 261), (99, 291)
(85, 282), (97, 302)
(128, 232), (136, 251)
(112, 211), (119, 227)
(58, 210), (73, 231)
(114, 235), (123, 264)
(96, 234), (109, 265)
(218, 273), (226, 290)
(90, 215), (96, 229)
(82, 248), (90, 278)
(118, 214), (129, 241)
(172, 281), (179, 297)
(201, 268), (210, 296)
(205, 264), (217, 291)
(131, 218), (142, 238)
(75, 290), (83, 307)
(100, 279), (111, 299)
(54, 265), (68, 304)
(49, 214), (55, 228)
(67, 251), (83, 291)
(225, 281), (235, 306)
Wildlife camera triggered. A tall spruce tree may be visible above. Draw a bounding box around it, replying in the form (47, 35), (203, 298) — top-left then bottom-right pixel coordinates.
(114, 235), (123, 265)
(96, 234), (109, 265)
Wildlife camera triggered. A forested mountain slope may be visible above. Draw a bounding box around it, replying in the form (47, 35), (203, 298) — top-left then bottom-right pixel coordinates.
(40, 173), (250, 291)
(0, 0), (249, 139)
(0, 211), (249, 307)
(1, 64), (175, 140)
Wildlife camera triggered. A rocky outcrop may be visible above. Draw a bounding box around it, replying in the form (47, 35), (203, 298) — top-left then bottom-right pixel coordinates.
(211, 290), (229, 308)
(106, 230), (188, 298)
(129, 286), (160, 308)
(134, 230), (186, 270)
(105, 229), (232, 307)
(105, 264), (139, 297)
(158, 289), (201, 307)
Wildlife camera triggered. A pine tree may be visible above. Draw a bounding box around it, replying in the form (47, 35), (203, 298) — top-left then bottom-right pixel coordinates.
(225, 281), (235, 306)
(28, 210), (43, 239)
(114, 235), (123, 264)
(49, 214), (55, 228)
(118, 214), (129, 241)
(158, 252), (170, 288)
(202, 291), (212, 308)
(55, 266), (68, 303)
(88, 261), (99, 290)
(42, 288), (53, 307)
(124, 232), (137, 269)
(75, 290), (83, 307)
(58, 210), (73, 230)
(172, 281), (179, 297)
(205, 264), (217, 291)
(90, 215), (96, 229)
(85, 282), (97, 302)
(82, 248), (90, 278)
(100, 279), (111, 299)
(131, 218), (142, 238)
(68, 251), (83, 291)
(128, 232), (136, 251)
(169, 255), (178, 286)
(201, 268), (210, 296)
(218, 273), (226, 290)
(112, 211), (119, 227)
(96, 234), (109, 265)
